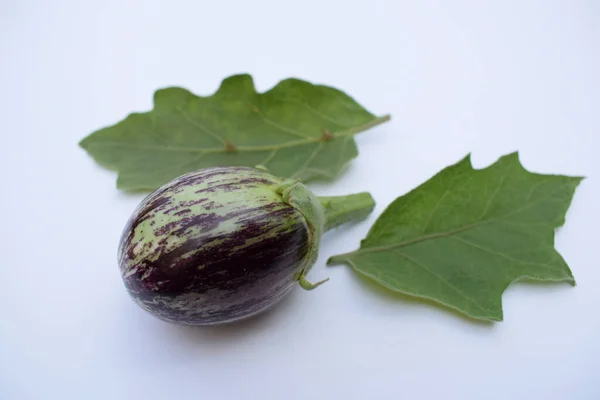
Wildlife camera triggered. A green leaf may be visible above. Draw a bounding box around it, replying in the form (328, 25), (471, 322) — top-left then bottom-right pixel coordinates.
(79, 74), (390, 191)
(328, 153), (583, 322)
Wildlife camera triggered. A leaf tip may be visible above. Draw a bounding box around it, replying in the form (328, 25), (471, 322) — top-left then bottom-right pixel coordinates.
(504, 150), (523, 165)
(115, 175), (128, 191)
(490, 311), (504, 322)
(78, 136), (89, 150)
(228, 72), (254, 80)
(566, 272), (577, 286)
(454, 152), (474, 169)
(151, 87), (197, 109)
(217, 73), (256, 95)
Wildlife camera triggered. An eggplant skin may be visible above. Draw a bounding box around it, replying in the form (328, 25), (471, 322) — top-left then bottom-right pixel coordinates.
(118, 166), (310, 325)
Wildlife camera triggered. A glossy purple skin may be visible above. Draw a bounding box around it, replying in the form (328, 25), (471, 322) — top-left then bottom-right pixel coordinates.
(118, 167), (311, 325)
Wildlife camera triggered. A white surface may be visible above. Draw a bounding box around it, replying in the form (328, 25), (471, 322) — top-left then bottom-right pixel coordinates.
(1, 1), (599, 399)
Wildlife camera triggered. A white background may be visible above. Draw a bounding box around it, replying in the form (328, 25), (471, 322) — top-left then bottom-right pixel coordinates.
(1, 1), (599, 399)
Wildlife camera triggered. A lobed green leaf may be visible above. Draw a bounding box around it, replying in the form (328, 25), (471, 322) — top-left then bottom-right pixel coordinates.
(328, 153), (583, 322)
(80, 74), (389, 191)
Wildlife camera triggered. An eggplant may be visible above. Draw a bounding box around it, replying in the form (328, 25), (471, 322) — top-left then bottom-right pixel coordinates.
(118, 166), (375, 325)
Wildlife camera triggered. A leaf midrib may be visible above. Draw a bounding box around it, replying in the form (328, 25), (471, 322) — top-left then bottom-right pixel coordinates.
(84, 115), (391, 154)
(348, 183), (566, 256)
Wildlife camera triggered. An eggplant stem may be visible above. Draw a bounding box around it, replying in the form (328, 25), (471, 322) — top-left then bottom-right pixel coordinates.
(319, 192), (376, 232)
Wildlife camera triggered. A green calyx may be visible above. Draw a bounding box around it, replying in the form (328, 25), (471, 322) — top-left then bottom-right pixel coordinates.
(276, 179), (375, 290)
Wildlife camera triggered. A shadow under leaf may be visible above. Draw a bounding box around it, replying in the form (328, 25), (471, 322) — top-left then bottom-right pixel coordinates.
(344, 267), (497, 327)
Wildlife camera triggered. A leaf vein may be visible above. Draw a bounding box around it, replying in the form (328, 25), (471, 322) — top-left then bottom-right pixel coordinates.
(269, 96), (351, 128)
(176, 107), (226, 145)
(258, 150), (277, 167)
(449, 235), (560, 272)
(478, 162), (510, 220)
(422, 188), (450, 234)
(252, 107), (312, 140)
(389, 249), (491, 313)
(291, 143), (324, 179)
(355, 185), (569, 254)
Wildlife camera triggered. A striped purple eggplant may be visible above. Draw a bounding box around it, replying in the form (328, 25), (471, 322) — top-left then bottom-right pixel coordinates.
(118, 166), (375, 325)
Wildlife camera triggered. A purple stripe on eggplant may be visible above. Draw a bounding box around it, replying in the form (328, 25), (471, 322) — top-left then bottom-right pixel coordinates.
(193, 178), (275, 194)
(173, 208), (191, 216)
(124, 195), (171, 233)
(170, 166), (275, 193)
(180, 198), (209, 207)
